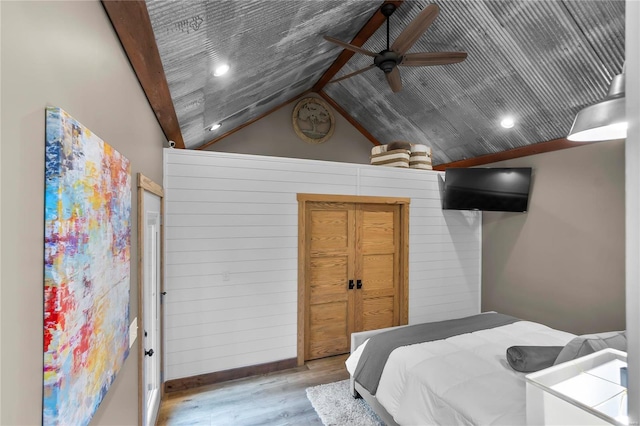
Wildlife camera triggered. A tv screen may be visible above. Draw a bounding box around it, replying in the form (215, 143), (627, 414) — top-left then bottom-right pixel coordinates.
(442, 167), (532, 212)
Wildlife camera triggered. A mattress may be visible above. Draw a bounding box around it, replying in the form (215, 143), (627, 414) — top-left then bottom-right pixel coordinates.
(346, 320), (575, 425)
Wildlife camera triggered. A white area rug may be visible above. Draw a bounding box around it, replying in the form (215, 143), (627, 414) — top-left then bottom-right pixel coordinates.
(306, 379), (385, 426)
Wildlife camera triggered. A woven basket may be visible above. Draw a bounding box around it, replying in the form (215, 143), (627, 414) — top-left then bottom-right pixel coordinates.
(371, 143), (432, 169)
(409, 144), (432, 170)
(370, 148), (410, 167)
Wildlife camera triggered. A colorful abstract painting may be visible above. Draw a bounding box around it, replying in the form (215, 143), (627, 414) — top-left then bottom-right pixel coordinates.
(43, 107), (131, 426)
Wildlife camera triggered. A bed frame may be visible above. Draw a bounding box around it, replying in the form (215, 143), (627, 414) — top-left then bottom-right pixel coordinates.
(349, 325), (409, 426)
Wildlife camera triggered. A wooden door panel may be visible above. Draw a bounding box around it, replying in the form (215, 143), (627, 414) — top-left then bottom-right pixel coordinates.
(362, 297), (395, 331)
(360, 210), (395, 253)
(308, 301), (349, 359)
(306, 202), (355, 361)
(309, 256), (348, 303)
(309, 208), (349, 252)
(362, 254), (395, 292)
(357, 204), (401, 329)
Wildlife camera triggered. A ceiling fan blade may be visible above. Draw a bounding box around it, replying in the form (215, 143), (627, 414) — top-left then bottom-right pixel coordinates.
(386, 67), (402, 93)
(329, 64), (377, 84)
(401, 51), (468, 66)
(391, 4), (440, 55)
(324, 36), (377, 57)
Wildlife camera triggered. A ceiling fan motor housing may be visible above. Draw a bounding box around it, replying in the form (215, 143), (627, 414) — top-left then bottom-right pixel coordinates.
(374, 50), (402, 73)
(380, 3), (397, 17)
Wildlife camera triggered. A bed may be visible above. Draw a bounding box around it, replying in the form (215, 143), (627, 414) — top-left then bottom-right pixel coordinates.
(345, 312), (577, 426)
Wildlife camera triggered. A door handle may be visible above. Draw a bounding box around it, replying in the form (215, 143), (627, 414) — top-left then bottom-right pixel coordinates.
(145, 348), (154, 357)
(348, 279), (355, 290)
(356, 279), (362, 289)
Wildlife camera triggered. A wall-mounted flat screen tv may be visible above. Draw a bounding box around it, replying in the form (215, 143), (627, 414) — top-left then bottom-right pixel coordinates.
(442, 167), (533, 212)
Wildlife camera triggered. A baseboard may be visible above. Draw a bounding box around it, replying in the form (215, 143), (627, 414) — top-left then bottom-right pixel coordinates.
(164, 357), (299, 393)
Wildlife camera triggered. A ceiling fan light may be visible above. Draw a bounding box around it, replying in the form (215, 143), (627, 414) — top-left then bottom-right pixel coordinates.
(567, 72), (626, 142)
(213, 63), (230, 77)
(380, 61), (396, 73)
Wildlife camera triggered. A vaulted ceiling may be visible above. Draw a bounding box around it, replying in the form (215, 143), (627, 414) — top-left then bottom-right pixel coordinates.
(104, 0), (625, 166)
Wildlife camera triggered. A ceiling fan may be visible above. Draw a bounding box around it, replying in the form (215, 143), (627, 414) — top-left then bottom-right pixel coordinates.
(324, 3), (467, 93)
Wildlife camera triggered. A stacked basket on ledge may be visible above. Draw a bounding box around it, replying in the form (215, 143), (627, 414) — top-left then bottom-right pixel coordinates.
(370, 141), (432, 170)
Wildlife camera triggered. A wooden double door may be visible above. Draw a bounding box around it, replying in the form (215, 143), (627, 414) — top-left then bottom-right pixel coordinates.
(297, 194), (409, 362)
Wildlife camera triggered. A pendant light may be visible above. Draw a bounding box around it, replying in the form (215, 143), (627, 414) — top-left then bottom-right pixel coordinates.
(567, 64), (626, 142)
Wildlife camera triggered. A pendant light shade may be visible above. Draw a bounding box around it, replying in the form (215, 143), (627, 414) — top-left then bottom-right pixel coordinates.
(567, 70), (627, 142)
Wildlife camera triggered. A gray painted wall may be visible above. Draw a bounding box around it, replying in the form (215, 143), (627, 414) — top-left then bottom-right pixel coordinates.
(0, 1), (165, 424)
(481, 140), (625, 335)
(204, 94), (376, 164)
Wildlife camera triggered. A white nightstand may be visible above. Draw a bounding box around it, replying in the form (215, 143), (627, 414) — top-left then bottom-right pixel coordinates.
(526, 348), (628, 425)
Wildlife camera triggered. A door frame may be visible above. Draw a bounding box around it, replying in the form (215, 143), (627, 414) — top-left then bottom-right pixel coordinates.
(137, 174), (165, 426)
(296, 193), (410, 366)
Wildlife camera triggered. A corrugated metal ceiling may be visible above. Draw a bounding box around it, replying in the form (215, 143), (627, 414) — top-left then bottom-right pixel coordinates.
(146, 0), (624, 165)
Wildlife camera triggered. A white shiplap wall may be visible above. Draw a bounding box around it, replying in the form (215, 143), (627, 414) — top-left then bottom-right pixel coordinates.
(163, 149), (481, 380)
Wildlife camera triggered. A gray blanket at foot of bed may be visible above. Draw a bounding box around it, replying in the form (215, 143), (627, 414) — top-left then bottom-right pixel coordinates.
(354, 312), (520, 395)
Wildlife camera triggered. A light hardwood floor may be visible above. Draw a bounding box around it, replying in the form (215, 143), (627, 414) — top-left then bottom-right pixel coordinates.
(157, 354), (350, 426)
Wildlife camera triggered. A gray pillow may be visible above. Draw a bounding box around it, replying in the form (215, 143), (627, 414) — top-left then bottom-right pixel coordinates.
(554, 331), (627, 365)
(506, 346), (564, 372)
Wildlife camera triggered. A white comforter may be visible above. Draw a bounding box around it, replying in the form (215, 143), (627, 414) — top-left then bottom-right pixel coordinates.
(345, 321), (575, 425)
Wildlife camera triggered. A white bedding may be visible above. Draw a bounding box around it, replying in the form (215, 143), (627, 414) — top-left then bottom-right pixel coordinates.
(345, 320), (575, 425)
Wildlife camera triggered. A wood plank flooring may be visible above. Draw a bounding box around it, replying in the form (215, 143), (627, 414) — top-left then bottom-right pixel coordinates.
(157, 354), (350, 426)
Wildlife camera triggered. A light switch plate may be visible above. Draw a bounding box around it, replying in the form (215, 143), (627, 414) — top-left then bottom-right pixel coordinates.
(129, 317), (138, 348)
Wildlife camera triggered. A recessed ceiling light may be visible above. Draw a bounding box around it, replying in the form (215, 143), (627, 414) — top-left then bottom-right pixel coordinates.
(209, 123), (221, 131)
(213, 63), (230, 77)
(500, 117), (515, 129)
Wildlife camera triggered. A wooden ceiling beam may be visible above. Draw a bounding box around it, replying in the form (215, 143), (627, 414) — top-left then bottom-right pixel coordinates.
(432, 137), (618, 170)
(102, 0), (185, 149)
(312, 0), (404, 92)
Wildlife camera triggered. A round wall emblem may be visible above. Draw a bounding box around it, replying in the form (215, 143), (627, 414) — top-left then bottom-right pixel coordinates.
(292, 97), (335, 144)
